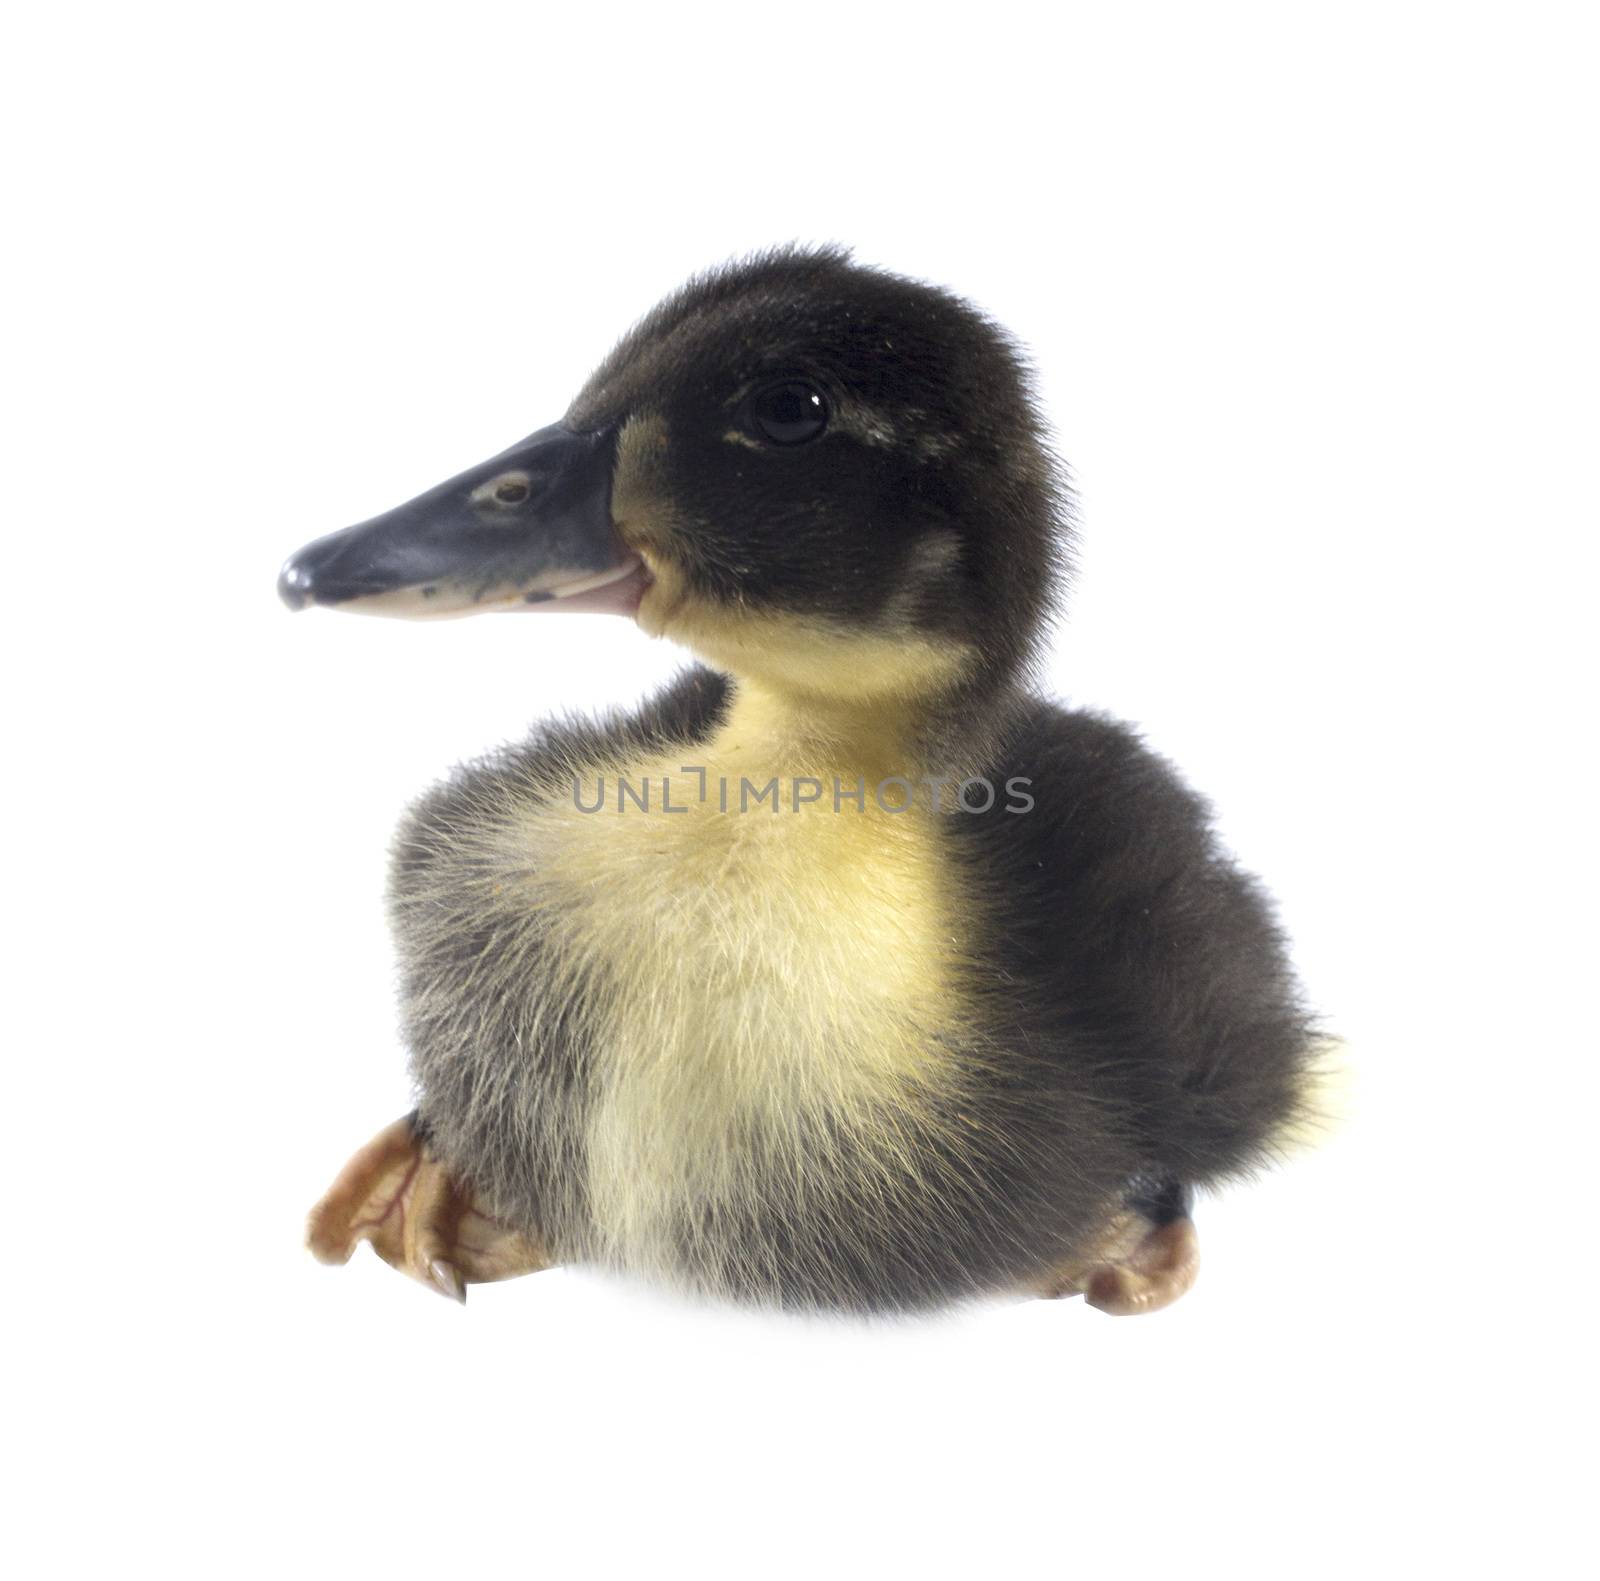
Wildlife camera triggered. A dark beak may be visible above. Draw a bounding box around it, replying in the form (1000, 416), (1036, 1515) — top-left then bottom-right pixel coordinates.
(277, 423), (645, 618)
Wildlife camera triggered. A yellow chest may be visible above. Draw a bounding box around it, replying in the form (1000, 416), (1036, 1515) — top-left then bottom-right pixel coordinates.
(499, 702), (971, 1276)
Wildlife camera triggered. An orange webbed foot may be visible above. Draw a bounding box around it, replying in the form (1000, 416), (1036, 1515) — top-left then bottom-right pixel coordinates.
(1040, 1209), (1200, 1317)
(306, 1114), (550, 1301)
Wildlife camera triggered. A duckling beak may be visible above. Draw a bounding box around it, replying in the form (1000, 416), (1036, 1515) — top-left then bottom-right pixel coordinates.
(277, 423), (646, 618)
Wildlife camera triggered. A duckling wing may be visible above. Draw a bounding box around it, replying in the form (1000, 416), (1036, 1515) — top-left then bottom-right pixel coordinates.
(952, 701), (1318, 1188)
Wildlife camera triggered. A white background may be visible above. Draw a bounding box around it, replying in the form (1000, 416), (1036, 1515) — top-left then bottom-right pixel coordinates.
(5, 4), (1595, 1576)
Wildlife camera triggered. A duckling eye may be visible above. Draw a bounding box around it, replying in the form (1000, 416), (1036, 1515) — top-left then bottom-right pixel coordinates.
(751, 381), (829, 446)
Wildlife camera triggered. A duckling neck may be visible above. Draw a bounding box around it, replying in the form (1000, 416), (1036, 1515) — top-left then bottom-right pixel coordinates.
(713, 680), (893, 779)
(713, 675), (1003, 785)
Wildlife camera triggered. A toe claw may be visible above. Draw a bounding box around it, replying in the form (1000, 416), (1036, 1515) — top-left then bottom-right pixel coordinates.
(429, 1258), (466, 1304)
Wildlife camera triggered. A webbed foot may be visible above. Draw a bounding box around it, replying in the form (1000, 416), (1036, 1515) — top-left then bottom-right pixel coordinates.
(1040, 1182), (1200, 1316)
(306, 1113), (549, 1301)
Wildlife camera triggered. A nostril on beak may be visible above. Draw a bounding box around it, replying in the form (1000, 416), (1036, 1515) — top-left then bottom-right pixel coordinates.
(278, 557), (315, 611)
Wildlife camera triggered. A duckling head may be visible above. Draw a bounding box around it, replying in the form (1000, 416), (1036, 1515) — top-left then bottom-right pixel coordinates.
(280, 247), (1069, 741)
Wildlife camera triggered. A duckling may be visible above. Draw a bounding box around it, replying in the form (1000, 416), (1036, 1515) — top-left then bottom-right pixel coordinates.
(283, 246), (1316, 1316)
